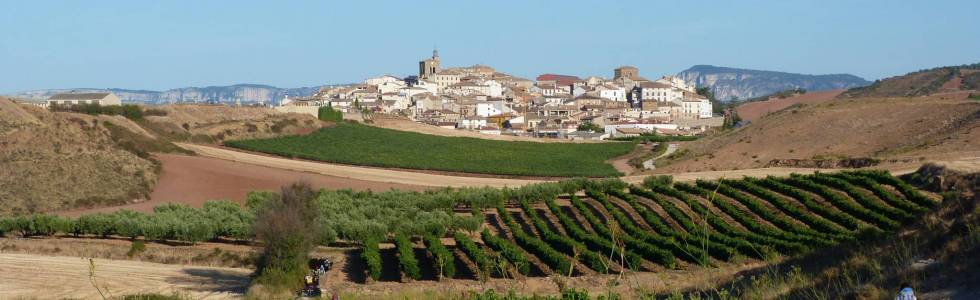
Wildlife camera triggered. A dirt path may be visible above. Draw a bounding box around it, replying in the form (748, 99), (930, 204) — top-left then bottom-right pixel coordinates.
(177, 143), (541, 188)
(0, 253), (250, 299)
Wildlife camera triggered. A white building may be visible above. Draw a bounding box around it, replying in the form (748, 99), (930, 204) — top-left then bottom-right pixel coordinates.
(48, 92), (122, 106)
(596, 84), (626, 102)
(363, 75), (402, 86)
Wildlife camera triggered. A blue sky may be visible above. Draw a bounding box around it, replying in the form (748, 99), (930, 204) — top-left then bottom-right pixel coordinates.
(1, 1), (978, 93)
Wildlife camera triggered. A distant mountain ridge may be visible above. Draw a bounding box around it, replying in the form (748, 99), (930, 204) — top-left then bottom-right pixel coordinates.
(9, 84), (326, 105)
(676, 65), (870, 101)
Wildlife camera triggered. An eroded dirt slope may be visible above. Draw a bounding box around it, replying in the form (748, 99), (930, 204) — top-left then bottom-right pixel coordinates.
(0, 98), (158, 214)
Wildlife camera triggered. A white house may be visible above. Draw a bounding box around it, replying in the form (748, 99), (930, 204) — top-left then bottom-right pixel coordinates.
(377, 80), (406, 95)
(48, 92), (122, 106)
(363, 75), (402, 86)
(475, 100), (512, 117)
(458, 116), (487, 129)
(596, 84), (626, 102)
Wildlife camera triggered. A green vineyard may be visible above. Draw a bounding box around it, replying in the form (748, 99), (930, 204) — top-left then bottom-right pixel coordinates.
(0, 170), (936, 282)
(364, 170), (935, 280)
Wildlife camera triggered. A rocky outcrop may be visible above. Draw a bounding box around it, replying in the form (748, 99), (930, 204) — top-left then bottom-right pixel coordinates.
(10, 84), (323, 105)
(765, 158), (881, 169)
(677, 65), (869, 102)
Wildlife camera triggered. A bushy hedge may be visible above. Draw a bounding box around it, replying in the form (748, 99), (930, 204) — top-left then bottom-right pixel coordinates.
(454, 232), (494, 278)
(480, 229), (530, 275)
(362, 238), (383, 281)
(423, 234), (456, 279)
(394, 233), (421, 280)
(51, 103), (148, 120)
(317, 106), (343, 122)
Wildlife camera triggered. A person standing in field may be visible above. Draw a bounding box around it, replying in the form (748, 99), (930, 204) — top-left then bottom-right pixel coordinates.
(895, 283), (916, 300)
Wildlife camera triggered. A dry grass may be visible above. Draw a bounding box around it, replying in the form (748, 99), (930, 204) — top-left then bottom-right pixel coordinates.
(0, 236), (256, 268)
(658, 96), (980, 173)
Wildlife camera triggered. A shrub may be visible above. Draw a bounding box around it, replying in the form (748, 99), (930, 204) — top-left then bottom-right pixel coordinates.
(480, 229), (530, 275)
(127, 240), (147, 257)
(423, 234), (456, 279)
(252, 182), (321, 291)
(454, 232), (494, 278)
(317, 106), (344, 122)
(362, 237), (383, 281)
(394, 233), (421, 280)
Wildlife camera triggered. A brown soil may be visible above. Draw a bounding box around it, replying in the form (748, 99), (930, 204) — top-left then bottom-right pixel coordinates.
(0, 252), (251, 299)
(736, 89), (842, 122)
(62, 153), (426, 215)
(659, 97), (980, 173)
(0, 98), (158, 215)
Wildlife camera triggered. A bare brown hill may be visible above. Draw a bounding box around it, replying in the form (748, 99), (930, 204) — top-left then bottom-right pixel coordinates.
(736, 89), (842, 122)
(0, 97), (158, 215)
(657, 96), (980, 173)
(839, 63), (980, 98)
(142, 104), (325, 143)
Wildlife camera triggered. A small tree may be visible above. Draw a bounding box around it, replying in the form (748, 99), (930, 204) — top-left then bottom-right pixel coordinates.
(317, 106), (343, 122)
(576, 122), (603, 132)
(252, 182), (322, 292)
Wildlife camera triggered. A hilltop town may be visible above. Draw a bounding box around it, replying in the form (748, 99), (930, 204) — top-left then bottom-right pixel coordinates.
(280, 50), (720, 140)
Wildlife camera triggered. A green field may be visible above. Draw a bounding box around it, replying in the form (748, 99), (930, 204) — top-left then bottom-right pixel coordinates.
(224, 122), (635, 177)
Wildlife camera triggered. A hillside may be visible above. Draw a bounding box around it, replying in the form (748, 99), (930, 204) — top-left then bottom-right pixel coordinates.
(141, 104), (326, 143)
(657, 96), (980, 173)
(9, 84), (323, 105)
(676, 65), (869, 101)
(735, 89), (842, 122)
(838, 63), (980, 98)
(0, 97), (159, 215)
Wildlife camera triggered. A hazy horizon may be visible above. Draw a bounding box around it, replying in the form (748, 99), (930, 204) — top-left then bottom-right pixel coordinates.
(2, 0), (979, 93)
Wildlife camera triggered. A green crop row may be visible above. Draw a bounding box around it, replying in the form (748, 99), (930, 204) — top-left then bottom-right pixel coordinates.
(519, 200), (610, 273)
(454, 232), (495, 279)
(648, 183), (794, 256)
(496, 205), (573, 275)
(673, 183), (811, 254)
(362, 238), (383, 281)
(780, 177), (900, 230)
(543, 196), (643, 270)
(724, 178), (851, 238)
(587, 189), (707, 266)
(568, 193), (678, 268)
(830, 173), (927, 214)
(846, 170), (934, 208)
(808, 174), (913, 222)
(481, 229), (531, 275)
(0, 201), (252, 243)
(423, 234), (456, 279)
(699, 180), (838, 246)
(611, 188), (737, 261)
(750, 177), (864, 232)
(225, 122), (634, 177)
(394, 233), (421, 280)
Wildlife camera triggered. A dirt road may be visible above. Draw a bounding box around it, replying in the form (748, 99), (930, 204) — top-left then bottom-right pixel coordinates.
(177, 143), (542, 188)
(0, 253), (250, 299)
